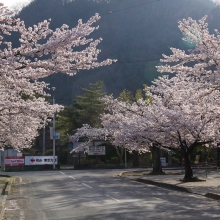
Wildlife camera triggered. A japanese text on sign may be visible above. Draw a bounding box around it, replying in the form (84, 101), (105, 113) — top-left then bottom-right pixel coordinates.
(88, 146), (105, 155)
(25, 156), (58, 165)
(5, 156), (25, 167)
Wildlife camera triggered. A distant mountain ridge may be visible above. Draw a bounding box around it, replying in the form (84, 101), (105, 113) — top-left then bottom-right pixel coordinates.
(16, 0), (217, 105)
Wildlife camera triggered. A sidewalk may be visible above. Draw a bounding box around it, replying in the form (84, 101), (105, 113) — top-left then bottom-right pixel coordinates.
(120, 169), (220, 200)
(0, 174), (12, 220)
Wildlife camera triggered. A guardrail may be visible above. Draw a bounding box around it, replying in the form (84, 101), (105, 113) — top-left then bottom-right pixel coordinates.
(182, 161), (220, 177)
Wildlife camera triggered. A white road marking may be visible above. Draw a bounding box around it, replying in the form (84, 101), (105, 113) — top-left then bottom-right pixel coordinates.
(69, 176), (76, 179)
(20, 210), (25, 220)
(4, 200), (19, 211)
(105, 194), (120, 202)
(82, 183), (93, 188)
(60, 171), (65, 175)
(19, 177), (23, 196)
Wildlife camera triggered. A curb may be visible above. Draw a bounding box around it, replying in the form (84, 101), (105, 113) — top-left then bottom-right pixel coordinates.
(205, 192), (220, 200)
(134, 178), (220, 201)
(119, 170), (220, 202)
(4, 177), (13, 195)
(136, 178), (192, 193)
(0, 175), (11, 178)
(0, 177), (14, 220)
(0, 195), (7, 220)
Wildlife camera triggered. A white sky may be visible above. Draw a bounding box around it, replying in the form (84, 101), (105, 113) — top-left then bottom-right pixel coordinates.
(0, 0), (33, 8)
(0, 0), (220, 9)
(211, 0), (220, 4)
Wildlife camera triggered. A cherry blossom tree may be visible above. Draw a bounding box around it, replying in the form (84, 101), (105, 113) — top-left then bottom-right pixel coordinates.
(99, 73), (220, 179)
(150, 74), (220, 179)
(69, 16), (220, 180)
(157, 16), (220, 86)
(155, 15), (220, 179)
(0, 4), (116, 150)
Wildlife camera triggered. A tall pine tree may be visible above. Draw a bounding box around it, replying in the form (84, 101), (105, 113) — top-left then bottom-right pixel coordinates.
(75, 81), (105, 128)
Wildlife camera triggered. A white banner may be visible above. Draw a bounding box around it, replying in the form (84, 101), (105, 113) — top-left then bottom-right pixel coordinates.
(88, 146), (105, 155)
(25, 156), (58, 165)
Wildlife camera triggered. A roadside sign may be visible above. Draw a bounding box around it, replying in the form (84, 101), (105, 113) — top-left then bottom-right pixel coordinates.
(5, 156), (24, 167)
(55, 132), (60, 139)
(50, 128), (60, 140)
(160, 157), (166, 166)
(25, 156), (58, 165)
(88, 146), (105, 155)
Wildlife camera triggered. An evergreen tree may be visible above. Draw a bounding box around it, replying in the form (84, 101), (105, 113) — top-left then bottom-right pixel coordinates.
(56, 81), (105, 143)
(118, 89), (135, 103)
(135, 89), (143, 101)
(56, 105), (82, 143)
(75, 81), (105, 128)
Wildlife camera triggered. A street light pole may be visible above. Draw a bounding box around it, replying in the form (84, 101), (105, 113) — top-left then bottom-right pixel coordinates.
(43, 127), (45, 156)
(52, 87), (56, 169)
(125, 148), (127, 168)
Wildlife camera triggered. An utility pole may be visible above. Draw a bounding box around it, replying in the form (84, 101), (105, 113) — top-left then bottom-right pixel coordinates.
(52, 87), (56, 169)
(125, 148), (127, 168)
(43, 127), (45, 156)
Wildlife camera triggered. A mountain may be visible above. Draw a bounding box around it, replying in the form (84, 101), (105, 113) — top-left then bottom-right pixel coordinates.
(16, 0), (217, 105)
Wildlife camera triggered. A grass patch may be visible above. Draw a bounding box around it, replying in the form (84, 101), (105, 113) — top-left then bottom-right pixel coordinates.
(4, 177), (10, 184)
(181, 176), (206, 182)
(121, 171), (151, 177)
(121, 170), (182, 177)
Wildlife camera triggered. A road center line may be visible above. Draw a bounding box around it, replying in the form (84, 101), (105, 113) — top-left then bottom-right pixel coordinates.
(60, 171), (65, 175)
(105, 194), (120, 202)
(82, 183), (93, 188)
(69, 176), (76, 179)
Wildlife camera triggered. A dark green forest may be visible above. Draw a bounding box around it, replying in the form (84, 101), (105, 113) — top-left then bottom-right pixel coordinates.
(16, 0), (219, 105)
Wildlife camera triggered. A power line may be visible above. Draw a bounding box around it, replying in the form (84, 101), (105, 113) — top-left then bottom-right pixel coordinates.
(98, 0), (164, 64)
(100, 0), (161, 16)
(51, 0), (166, 103)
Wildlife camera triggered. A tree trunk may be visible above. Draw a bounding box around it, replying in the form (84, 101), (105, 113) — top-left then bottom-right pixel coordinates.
(132, 150), (139, 167)
(217, 145), (220, 167)
(152, 145), (162, 174)
(183, 150), (193, 179)
(115, 146), (124, 164)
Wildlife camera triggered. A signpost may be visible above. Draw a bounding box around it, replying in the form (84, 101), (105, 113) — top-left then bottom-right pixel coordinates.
(5, 156), (24, 167)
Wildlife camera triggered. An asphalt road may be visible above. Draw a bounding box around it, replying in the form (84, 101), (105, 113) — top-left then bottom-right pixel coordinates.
(3, 169), (220, 220)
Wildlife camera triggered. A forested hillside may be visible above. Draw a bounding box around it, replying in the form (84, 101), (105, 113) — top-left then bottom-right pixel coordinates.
(17, 0), (218, 104)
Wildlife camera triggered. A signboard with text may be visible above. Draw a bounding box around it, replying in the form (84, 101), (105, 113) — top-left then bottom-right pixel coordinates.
(88, 146), (105, 155)
(50, 127), (60, 140)
(25, 156), (58, 165)
(5, 156), (25, 167)
(160, 157), (166, 166)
